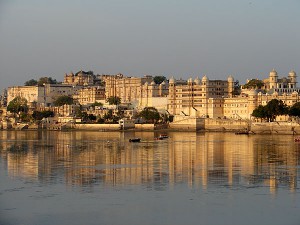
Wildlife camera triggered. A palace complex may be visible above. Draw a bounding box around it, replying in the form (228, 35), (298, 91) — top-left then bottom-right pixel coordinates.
(3, 69), (300, 121)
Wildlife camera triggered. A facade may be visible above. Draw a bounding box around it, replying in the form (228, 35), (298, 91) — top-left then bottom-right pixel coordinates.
(63, 71), (95, 86)
(75, 86), (105, 106)
(7, 86), (44, 108)
(7, 84), (80, 107)
(104, 75), (168, 108)
(263, 69), (298, 94)
(167, 75), (234, 117)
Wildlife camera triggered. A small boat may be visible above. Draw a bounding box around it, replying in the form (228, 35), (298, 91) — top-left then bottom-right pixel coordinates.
(235, 131), (249, 135)
(129, 138), (141, 143)
(159, 134), (169, 139)
(294, 137), (300, 142)
(155, 134), (169, 140)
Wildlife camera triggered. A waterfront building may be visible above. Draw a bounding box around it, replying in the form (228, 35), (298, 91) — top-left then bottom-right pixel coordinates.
(104, 74), (168, 109)
(7, 84), (80, 107)
(167, 75), (234, 118)
(75, 86), (106, 106)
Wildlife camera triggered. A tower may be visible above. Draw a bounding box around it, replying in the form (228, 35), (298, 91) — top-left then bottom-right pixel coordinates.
(227, 75), (234, 97)
(288, 70), (297, 89)
(269, 69), (278, 89)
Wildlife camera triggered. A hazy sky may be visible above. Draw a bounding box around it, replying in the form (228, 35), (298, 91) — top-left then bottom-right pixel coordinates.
(1, 0), (300, 92)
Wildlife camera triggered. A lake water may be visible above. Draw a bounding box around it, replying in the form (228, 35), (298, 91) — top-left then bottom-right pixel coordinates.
(0, 130), (299, 225)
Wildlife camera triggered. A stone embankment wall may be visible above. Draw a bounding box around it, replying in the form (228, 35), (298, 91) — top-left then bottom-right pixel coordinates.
(169, 117), (205, 131)
(205, 118), (249, 131)
(250, 122), (300, 135)
(75, 124), (120, 131)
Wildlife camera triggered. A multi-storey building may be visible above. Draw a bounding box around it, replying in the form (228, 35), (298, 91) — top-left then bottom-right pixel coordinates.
(7, 84), (80, 107)
(63, 70), (95, 86)
(7, 86), (44, 108)
(104, 74), (169, 108)
(167, 75), (234, 117)
(75, 86), (106, 106)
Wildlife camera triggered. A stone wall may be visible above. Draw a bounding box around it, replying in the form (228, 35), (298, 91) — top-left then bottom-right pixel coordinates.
(205, 118), (249, 131)
(75, 124), (120, 131)
(250, 122), (300, 135)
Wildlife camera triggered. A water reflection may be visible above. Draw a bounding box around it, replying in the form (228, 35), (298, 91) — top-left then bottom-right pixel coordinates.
(0, 131), (299, 194)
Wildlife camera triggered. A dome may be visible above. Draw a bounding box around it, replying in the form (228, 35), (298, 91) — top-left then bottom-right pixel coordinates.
(188, 77), (193, 83)
(169, 76), (175, 84)
(160, 81), (166, 85)
(150, 81), (155, 85)
(194, 77), (200, 85)
(144, 82), (149, 86)
(227, 75), (234, 82)
(270, 69), (277, 77)
(202, 75), (208, 82)
(289, 70), (296, 77)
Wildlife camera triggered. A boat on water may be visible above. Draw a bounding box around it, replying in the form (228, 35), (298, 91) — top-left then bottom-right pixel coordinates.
(294, 137), (300, 142)
(159, 134), (169, 139)
(235, 130), (249, 135)
(155, 134), (169, 140)
(129, 138), (141, 143)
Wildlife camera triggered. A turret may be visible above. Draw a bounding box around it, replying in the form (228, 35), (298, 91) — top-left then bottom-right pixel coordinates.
(269, 69), (278, 89)
(227, 75), (234, 97)
(288, 70), (297, 88)
(202, 75), (208, 85)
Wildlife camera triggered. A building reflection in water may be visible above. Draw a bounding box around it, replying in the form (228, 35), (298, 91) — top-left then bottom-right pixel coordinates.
(0, 131), (299, 194)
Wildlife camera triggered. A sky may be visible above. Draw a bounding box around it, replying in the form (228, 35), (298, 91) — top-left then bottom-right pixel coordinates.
(0, 0), (300, 92)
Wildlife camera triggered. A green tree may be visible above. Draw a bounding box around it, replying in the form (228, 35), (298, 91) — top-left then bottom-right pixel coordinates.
(264, 99), (288, 122)
(7, 96), (28, 114)
(232, 80), (241, 96)
(289, 102), (300, 117)
(24, 79), (38, 86)
(153, 76), (166, 84)
(251, 105), (266, 121)
(90, 102), (103, 109)
(242, 79), (264, 89)
(37, 77), (58, 86)
(32, 110), (54, 121)
(53, 96), (73, 106)
(138, 107), (160, 124)
(107, 96), (121, 105)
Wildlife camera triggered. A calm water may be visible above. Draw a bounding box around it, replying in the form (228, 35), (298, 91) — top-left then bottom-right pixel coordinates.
(0, 130), (299, 225)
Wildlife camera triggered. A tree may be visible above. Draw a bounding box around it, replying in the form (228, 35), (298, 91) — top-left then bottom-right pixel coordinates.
(53, 96), (73, 106)
(7, 96), (28, 114)
(153, 76), (166, 85)
(37, 77), (58, 86)
(264, 99), (288, 121)
(138, 107), (160, 124)
(24, 79), (38, 86)
(289, 102), (300, 117)
(251, 105), (266, 121)
(32, 110), (54, 121)
(107, 96), (121, 105)
(91, 102), (103, 109)
(242, 79), (264, 89)
(232, 80), (241, 96)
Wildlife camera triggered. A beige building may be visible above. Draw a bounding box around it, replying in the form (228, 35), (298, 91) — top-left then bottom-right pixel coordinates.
(7, 86), (44, 108)
(167, 75), (234, 117)
(75, 86), (105, 106)
(104, 74), (168, 109)
(63, 70), (95, 86)
(7, 84), (80, 107)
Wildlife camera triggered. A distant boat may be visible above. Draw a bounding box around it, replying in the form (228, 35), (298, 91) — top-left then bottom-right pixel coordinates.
(159, 134), (169, 139)
(235, 130), (249, 135)
(129, 138), (141, 143)
(294, 137), (300, 142)
(155, 134), (169, 140)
